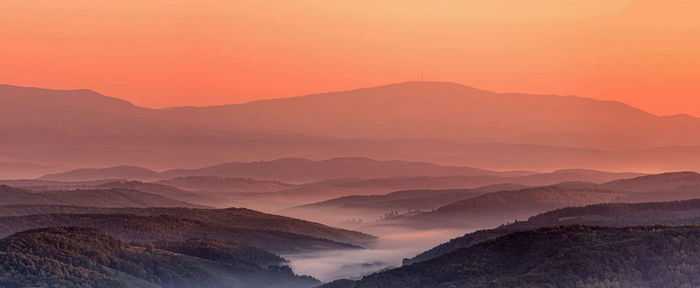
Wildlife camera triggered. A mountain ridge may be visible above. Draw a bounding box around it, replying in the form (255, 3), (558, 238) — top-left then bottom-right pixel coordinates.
(5, 82), (700, 173)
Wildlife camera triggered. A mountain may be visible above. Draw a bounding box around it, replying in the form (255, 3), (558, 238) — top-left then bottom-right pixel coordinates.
(514, 169), (643, 186)
(394, 185), (624, 229)
(0, 213), (362, 254)
(37, 157), (517, 183)
(323, 226), (700, 288)
(0, 179), (117, 189)
(0, 226), (319, 288)
(0, 185), (200, 208)
(601, 171), (700, 193)
(95, 180), (219, 206)
(157, 176), (296, 193)
(165, 167), (640, 211)
(0, 206), (376, 248)
(160, 157), (513, 183)
(370, 172), (700, 230)
(406, 197), (700, 265)
(283, 184), (526, 227)
(162, 81), (700, 149)
(276, 169), (641, 224)
(39, 165), (163, 181)
(0, 180), (227, 208)
(6, 82), (700, 173)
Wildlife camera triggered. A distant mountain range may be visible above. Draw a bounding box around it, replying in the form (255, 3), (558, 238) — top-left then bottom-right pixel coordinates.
(32, 159), (643, 211)
(281, 169), (643, 224)
(39, 157), (519, 183)
(4, 82), (700, 175)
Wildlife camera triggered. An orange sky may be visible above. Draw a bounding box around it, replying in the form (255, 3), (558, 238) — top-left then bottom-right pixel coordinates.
(2, 0), (699, 116)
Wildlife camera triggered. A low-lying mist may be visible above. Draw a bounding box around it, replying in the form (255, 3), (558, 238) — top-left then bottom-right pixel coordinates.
(283, 228), (470, 282)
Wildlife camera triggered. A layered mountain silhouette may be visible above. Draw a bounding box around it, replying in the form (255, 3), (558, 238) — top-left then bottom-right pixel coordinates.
(0, 185), (200, 208)
(4, 82), (700, 176)
(33, 160), (642, 211)
(0, 206), (375, 253)
(38, 157), (515, 183)
(361, 172), (700, 230)
(405, 197), (700, 265)
(39, 166), (163, 181)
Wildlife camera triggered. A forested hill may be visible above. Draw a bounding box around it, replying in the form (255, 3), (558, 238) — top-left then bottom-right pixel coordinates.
(0, 226), (319, 288)
(0, 205), (376, 247)
(324, 225), (700, 288)
(406, 198), (700, 265)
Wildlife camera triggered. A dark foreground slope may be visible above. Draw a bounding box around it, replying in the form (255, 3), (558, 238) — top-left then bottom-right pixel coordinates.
(0, 227), (319, 288)
(324, 225), (700, 288)
(406, 198), (700, 264)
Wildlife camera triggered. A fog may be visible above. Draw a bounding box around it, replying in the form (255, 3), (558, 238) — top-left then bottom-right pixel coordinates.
(283, 228), (470, 283)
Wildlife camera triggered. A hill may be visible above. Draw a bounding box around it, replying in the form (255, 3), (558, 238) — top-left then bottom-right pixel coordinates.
(0, 185), (199, 208)
(368, 172), (700, 231)
(405, 197), (700, 265)
(601, 171), (700, 193)
(95, 181), (218, 207)
(221, 169), (640, 211)
(323, 225), (700, 288)
(0, 226), (319, 288)
(160, 157), (510, 183)
(0, 213), (362, 254)
(376, 185), (624, 229)
(157, 176), (295, 193)
(0, 205), (376, 249)
(277, 169), (642, 225)
(283, 184), (526, 227)
(39, 165), (163, 181)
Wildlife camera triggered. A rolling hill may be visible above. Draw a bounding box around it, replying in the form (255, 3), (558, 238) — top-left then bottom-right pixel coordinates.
(160, 157), (515, 183)
(95, 181), (219, 206)
(283, 184), (526, 227)
(39, 165), (163, 181)
(389, 185), (624, 229)
(173, 167), (640, 211)
(406, 197), (700, 265)
(0, 226), (319, 288)
(157, 176), (296, 193)
(37, 157), (519, 183)
(0, 185), (200, 208)
(277, 169), (642, 224)
(368, 172), (700, 231)
(0, 205), (376, 248)
(323, 226), (700, 288)
(0, 213), (362, 254)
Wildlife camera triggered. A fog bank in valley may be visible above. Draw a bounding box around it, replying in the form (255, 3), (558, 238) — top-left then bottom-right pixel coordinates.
(284, 228), (470, 282)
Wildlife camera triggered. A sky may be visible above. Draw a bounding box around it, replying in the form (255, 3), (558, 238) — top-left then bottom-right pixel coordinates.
(1, 0), (699, 116)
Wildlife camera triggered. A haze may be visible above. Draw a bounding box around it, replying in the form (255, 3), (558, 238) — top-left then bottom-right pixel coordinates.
(4, 1), (700, 287)
(3, 0), (700, 116)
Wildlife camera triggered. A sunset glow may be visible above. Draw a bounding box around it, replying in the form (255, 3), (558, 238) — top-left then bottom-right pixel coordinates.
(2, 0), (699, 115)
